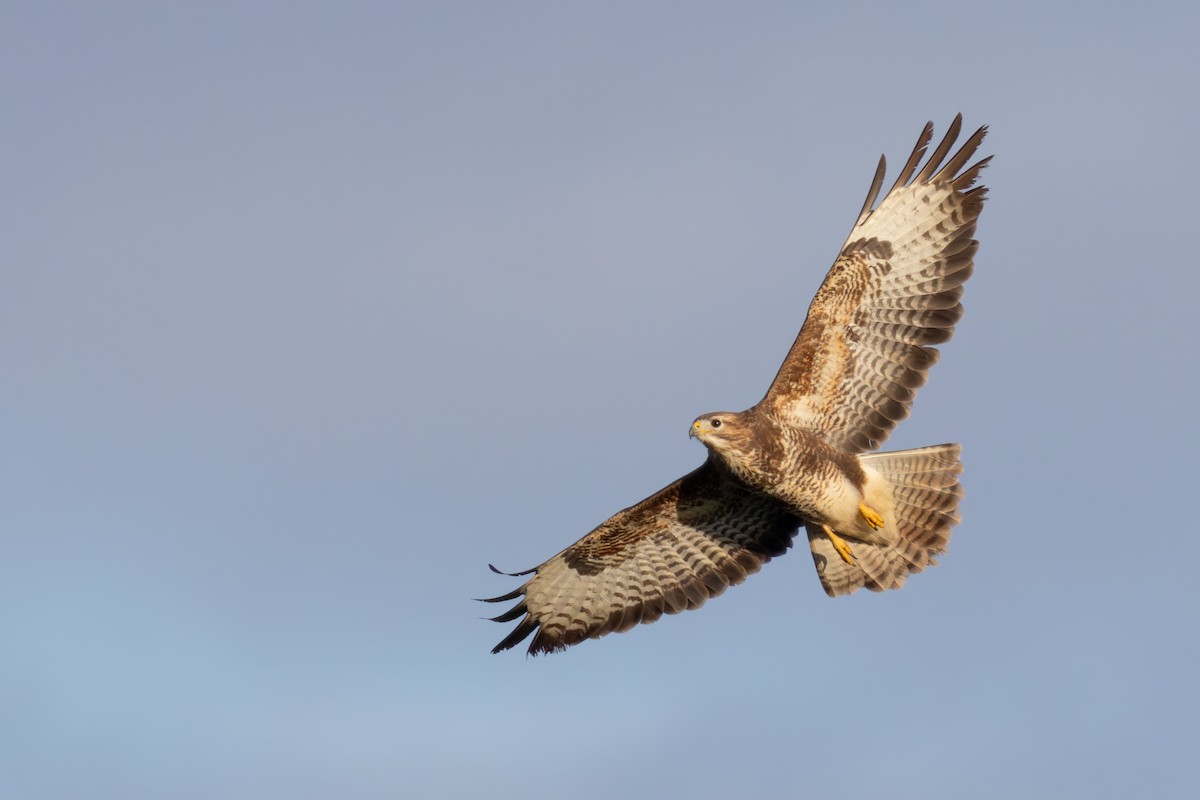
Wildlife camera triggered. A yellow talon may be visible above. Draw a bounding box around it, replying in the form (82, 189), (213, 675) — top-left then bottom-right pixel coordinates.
(859, 503), (885, 530)
(823, 524), (855, 565)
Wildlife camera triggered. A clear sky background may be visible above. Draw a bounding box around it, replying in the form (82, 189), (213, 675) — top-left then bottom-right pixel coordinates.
(4, 2), (1199, 798)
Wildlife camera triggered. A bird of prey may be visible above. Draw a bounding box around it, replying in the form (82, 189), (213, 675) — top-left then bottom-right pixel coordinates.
(482, 115), (989, 655)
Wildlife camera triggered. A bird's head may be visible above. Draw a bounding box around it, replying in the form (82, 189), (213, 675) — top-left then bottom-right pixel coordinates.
(690, 412), (736, 442)
(690, 411), (755, 458)
(690, 410), (769, 482)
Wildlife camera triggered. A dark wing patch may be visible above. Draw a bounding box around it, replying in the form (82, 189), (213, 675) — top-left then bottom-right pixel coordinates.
(481, 462), (799, 655)
(759, 115), (989, 452)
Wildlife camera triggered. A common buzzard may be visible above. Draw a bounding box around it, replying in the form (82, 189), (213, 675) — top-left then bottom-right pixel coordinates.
(483, 116), (989, 655)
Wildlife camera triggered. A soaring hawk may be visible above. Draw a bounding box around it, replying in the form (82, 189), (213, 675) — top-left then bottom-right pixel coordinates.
(482, 116), (990, 655)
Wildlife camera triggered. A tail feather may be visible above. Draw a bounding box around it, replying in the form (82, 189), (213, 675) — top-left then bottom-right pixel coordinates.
(809, 443), (962, 597)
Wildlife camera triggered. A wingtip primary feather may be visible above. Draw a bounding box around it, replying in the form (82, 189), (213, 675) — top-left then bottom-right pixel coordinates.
(476, 586), (524, 603)
(491, 615), (539, 654)
(936, 124), (989, 183)
(487, 602), (528, 624)
(854, 154), (888, 228)
(488, 562), (536, 577)
(914, 114), (964, 183)
(885, 120), (935, 200)
(953, 154), (992, 192)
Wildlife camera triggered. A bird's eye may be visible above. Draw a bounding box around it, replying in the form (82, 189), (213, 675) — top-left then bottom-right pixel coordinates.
(710, 418), (722, 428)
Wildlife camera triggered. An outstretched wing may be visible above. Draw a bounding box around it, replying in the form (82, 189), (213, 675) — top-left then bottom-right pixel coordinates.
(481, 462), (799, 655)
(759, 115), (990, 452)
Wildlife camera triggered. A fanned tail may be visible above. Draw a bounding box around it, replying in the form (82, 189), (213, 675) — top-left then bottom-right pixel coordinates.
(809, 443), (962, 597)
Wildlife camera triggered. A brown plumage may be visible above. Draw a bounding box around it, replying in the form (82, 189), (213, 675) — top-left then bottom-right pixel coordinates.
(482, 116), (989, 654)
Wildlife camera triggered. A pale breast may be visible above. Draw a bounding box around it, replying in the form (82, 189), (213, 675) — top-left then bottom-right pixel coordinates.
(708, 414), (865, 527)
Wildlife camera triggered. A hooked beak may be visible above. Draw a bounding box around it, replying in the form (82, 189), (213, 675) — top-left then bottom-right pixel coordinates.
(690, 420), (703, 439)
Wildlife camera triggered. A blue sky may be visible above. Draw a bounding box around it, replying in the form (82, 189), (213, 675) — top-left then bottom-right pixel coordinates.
(4, 2), (1199, 798)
